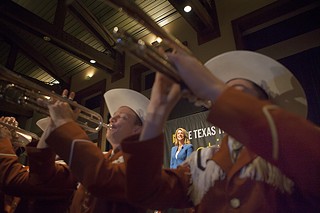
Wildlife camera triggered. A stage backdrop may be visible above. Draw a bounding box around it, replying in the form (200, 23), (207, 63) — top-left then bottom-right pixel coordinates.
(163, 111), (225, 168)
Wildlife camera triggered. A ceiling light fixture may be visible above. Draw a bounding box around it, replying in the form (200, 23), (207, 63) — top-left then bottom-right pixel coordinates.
(85, 74), (93, 80)
(184, 5), (192, 13)
(151, 37), (163, 46)
(43, 36), (51, 41)
(85, 71), (94, 80)
(156, 37), (162, 43)
(90, 59), (96, 64)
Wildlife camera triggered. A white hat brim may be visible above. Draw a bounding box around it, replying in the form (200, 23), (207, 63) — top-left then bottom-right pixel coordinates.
(104, 88), (149, 123)
(36, 117), (51, 131)
(205, 51), (307, 117)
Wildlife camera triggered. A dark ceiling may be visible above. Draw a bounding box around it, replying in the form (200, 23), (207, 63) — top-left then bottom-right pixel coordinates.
(1, 0), (319, 124)
(0, 0), (219, 90)
(0, 0), (220, 119)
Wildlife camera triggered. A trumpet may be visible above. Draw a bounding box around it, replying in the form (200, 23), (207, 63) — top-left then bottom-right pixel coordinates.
(103, 0), (211, 108)
(0, 120), (39, 144)
(0, 65), (111, 133)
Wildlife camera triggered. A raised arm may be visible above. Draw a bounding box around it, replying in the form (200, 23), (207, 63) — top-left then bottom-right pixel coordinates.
(121, 50), (227, 209)
(37, 94), (133, 200)
(169, 50), (320, 204)
(0, 117), (76, 198)
(208, 87), (320, 202)
(122, 50), (320, 210)
(122, 72), (193, 209)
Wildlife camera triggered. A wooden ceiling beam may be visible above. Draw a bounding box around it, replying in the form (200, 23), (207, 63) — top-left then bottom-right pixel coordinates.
(168, 0), (220, 44)
(68, 0), (116, 54)
(68, 0), (125, 82)
(5, 42), (18, 70)
(53, 0), (68, 30)
(189, 0), (215, 31)
(0, 0), (117, 75)
(0, 24), (70, 87)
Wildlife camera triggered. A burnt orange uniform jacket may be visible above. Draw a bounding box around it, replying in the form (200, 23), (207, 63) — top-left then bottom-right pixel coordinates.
(0, 139), (77, 212)
(122, 87), (320, 212)
(45, 123), (145, 213)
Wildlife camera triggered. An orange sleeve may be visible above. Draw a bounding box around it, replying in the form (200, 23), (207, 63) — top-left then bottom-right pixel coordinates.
(209, 87), (320, 202)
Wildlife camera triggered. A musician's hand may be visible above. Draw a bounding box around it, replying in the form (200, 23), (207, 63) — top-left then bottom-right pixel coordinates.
(140, 72), (181, 141)
(0, 118), (12, 140)
(166, 50), (227, 102)
(36, 100), (75, 149)
(61, 89), (75, 101)
(0, 116), (19, 140)
(47, 100), (75, 128)
(148, 72), (181, 118)
(0, 116), (18, 127)
(148, 47), (181, 117)
(61, 89), (81, 120)
(37, 89), (79, 129)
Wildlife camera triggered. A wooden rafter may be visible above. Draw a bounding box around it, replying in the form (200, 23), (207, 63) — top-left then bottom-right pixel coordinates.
(0, 0), (117, 75)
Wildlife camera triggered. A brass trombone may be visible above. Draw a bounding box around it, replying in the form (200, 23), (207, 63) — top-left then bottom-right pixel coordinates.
(0, 65), (111, 133)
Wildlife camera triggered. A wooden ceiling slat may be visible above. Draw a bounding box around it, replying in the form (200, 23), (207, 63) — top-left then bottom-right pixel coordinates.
(1, 0), (213, 90)
(2, 1), (117, 74)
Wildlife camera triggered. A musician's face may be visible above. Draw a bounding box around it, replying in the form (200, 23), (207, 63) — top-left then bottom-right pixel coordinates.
(106, 106), (142, 148)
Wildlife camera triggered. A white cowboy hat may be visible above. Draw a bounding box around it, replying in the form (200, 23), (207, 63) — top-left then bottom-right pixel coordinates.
(205, 50), (308, 117)
(36, 117), (50, 131)
(104, 88), (150, 123)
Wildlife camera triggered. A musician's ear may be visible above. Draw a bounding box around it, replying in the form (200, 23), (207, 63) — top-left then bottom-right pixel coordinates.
(132, 125), (142, 134)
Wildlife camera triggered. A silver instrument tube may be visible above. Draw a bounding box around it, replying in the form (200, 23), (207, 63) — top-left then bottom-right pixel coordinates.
(0, 65), (111, 133)
(0, 120), (39, 142)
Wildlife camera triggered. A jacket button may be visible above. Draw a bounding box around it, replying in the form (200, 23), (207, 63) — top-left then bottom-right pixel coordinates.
(230, 198), (240, 208)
